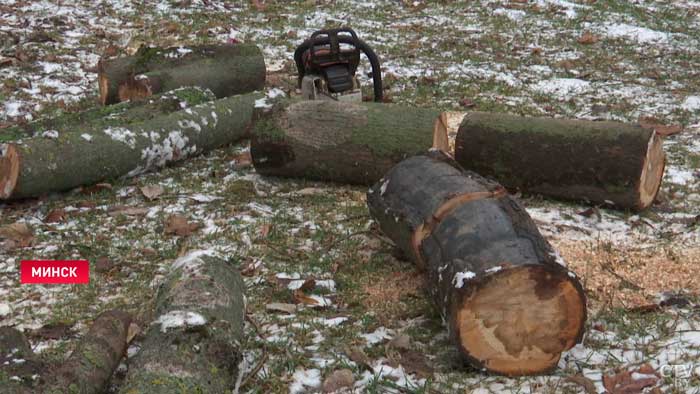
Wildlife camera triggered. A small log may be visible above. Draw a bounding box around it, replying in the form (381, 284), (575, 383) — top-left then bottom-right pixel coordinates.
(42, 310), (132, 394)
(98, 44), (265, 105)
(367, 151), (587, 376)
(454, 112), (665, 210)
(250, 100), (448, 185)
(0, 90), (258, 200)
(118, 251), (246, 394)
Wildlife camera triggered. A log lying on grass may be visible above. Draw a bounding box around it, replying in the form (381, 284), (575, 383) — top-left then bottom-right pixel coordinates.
(250, 100), (448, 185)
(0, 311), (130, 394)
(0, 87), (216, 143)
(455, 112), (666, 210)
(367, 151), (587, 376)
(43, 310), (132, 394)
(119, 251), (246, 394)
(0, 90), (258, 200)
(0, 327), (45, 393)
(98, 44), (266, 105)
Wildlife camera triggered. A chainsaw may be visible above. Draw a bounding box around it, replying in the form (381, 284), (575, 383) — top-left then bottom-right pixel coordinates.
(293, 27), (383, 102)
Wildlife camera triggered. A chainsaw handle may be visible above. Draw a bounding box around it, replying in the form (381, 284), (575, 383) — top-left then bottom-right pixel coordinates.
(294, 31), (383, 102)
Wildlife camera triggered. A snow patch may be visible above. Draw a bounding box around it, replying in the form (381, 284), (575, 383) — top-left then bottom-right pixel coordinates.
(80, 133), (93, 141)
(453, 271), (476, 288)
(103, 127), (136, 148)
(155, 310), (207, 332)
(605, 23), (669, 43)
(289, 368), (321, 394)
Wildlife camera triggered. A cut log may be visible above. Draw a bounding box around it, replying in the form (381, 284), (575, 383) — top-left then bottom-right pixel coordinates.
(0, 87), (216, 143)
(0, 327), (45, 393)
(42, 310), (132, 394)
(0, 90), (258, 200)
(367, 151), (587, 376)
(98, 44), (265, 105)
(454, 112), (665, 210)
(118, 251), (246, 394)
(250, 100), (448, 185)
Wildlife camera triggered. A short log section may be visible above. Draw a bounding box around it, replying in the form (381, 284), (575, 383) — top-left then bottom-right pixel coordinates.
(367, 151), (587, 376)
(455, 112), (666, 210)
(250, 100), (448, 185)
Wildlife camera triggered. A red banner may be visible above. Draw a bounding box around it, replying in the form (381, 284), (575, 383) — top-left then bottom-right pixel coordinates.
(20, 260), (90, 284)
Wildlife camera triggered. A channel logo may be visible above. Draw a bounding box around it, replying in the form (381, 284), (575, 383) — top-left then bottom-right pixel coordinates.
(20, 260), (90, 284)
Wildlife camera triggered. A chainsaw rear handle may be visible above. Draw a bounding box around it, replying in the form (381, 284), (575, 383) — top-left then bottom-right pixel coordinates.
(294, 29), (383, 102)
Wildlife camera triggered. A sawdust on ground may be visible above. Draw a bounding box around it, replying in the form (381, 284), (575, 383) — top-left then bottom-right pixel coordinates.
(555, 240), (700, 308)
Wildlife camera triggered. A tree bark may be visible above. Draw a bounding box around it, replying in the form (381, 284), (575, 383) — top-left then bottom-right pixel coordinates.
(367, 151), (587, 376)
(98, 44), (265, 105)
(1, 88), (216, 143)
(0, 91), (258, 200)
(454, 112), (666, 210)
(250, 100), (449, 185)
(118, 251), (246, 394)
(0, 327), (45, 394)
(42, 310), (132, 394)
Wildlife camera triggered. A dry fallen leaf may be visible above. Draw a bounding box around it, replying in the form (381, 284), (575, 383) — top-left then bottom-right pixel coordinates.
(81, 182), (113, 195)
(265, 303), (297, 314)
(259, 223), (272, 239)
(126, 322), (140, 343)
(603, 367), (659, 394)
(344, 346), (372, 371)
(322, 369), (354, 393)
(231, 151), (252, 169)
(578, 32), (599, 45)
(638, 116), (684, 137)
(0, 222), (35, 249)
(30, 322), (74, 340)
(164, 214), (200, 236)
(566, 374), (597, 394)
(44, 208), (66, 223)
(139, 184), (164, 200)
(108, 206), (149, 217)
(292, 289), (321, 306)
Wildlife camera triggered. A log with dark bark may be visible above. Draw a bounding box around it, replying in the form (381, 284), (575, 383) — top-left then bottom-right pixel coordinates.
(118, 251), (246, 394)
(0, 90), (258, 200)
(367, 151), (587, 376)
(98, 44), (266, 105)
(250, 100), (448, 185)
(42, 310), (132, 394)
(455, 112), (665, 210)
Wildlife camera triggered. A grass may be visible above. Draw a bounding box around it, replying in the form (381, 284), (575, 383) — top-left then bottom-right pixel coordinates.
(1, 0), (700, 393)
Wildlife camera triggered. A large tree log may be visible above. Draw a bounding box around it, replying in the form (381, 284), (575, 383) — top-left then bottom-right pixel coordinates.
(250, 100), (449, 185)
(367, 151), (587, 376)
(42, 310), (132, 394)
(0, 90), (258, 200)
(98, 44), (266, 105)
(454, 112), (665, 210)
(118, 251), (246, 394)
(0, 88), (216, 143)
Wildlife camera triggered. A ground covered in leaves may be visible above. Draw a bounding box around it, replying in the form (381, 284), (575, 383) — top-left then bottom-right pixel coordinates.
(1, 1), (699, 393)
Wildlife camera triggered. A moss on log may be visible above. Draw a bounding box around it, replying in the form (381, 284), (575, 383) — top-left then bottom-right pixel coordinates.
(0, 327), (45, 394)
(98, 44), (265, 105)
(367, 151), (587, 376)
(250, 100), (448, 185)
(42, 310), (132, 394)
(0, 90), (258, 200)
(0, 88), (215, 143)
(454, 112), (666, 210)
(118, 252), (246, 394)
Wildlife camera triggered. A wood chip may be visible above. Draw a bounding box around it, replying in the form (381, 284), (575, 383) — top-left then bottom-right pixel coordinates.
(139, 184), (164, 200)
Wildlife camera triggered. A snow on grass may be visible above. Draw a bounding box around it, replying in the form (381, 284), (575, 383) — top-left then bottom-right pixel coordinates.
(289, 368), (321, 394)
(604, 23), (670, 43)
